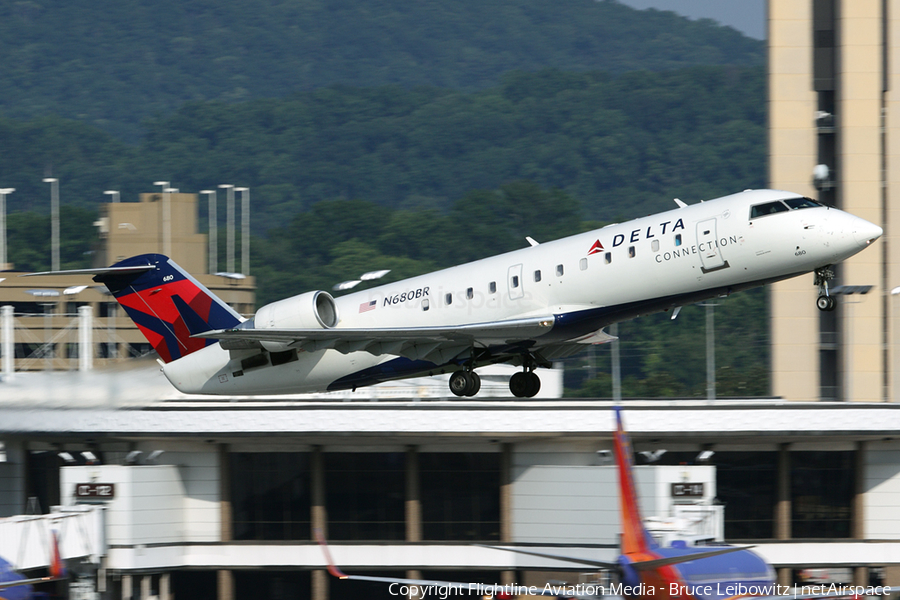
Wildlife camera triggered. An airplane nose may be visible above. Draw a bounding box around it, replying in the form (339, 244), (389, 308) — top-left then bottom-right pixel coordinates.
(853, 219), (883, 247)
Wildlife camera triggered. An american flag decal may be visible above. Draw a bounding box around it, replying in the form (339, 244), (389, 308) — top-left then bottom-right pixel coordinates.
(359, 300), (377, 313)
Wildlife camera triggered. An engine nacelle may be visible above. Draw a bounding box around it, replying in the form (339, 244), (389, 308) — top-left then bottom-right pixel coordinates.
(254, 291), (339, 353)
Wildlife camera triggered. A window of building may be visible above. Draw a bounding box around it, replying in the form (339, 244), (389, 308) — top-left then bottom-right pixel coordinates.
(534, 270), (541, 282)
(230, 453), (311, 541)
(556, 264), (564, 276)
(715, 451), (777, 539)
(791, 451), (853, 538)
(579, 258), (588, 271)
(325, 453), (405, 540)
(420, 453), (501, 541)
(489, 282), (496, 294)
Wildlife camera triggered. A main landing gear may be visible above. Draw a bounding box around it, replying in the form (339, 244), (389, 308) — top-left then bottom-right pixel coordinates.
(815, 266), (837, 312)
(509, 369), (541, 398)
(449, 369), (481, 397)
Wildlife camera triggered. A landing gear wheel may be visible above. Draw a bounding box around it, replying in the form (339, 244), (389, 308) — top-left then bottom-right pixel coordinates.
(814, 266), (836, 311)
(449, 370), (481, 397)
(817, 295), (836, 312)
(509, 371), (541, 398)
(465, 371), (481, 396)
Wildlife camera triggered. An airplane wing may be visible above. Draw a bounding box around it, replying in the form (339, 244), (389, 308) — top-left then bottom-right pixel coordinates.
(195, 315), (557, 361)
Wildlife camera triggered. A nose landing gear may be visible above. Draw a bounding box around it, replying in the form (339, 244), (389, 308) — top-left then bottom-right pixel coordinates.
(815, 267), (837, 312)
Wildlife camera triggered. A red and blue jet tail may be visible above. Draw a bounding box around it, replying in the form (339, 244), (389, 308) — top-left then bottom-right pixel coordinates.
(93, 254), (243, 363)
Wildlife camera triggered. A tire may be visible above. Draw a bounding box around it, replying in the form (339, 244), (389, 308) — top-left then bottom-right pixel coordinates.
(509, 372), (530, 397)
(449, 371), (469, 397)
(464, 371), (481, 396)
(817, 295), (835, 311)
(525, 372), (541, 398)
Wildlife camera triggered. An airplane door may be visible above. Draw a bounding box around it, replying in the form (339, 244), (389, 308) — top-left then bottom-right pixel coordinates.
(696, 218), (730, 273)
(508, 264), (524, 300)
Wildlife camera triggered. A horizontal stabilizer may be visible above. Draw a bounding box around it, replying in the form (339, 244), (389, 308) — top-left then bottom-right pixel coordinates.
(20, 264), (156, 278)
(476, 544), (618, 569)
(631, 545), (751, 571)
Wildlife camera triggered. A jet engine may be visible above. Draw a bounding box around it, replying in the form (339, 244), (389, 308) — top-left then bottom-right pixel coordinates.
(253, 290), (339, 352)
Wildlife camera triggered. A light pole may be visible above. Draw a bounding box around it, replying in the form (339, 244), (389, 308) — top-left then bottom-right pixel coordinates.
(42, 178), (59, 271)
(104, 190), (120, 203)
(200, 190), (217, 274)
(219, 184), (235, 273)
(235, 187), (249, 276)
(0, 188), (13, 268)
(154, 181), (171, 256)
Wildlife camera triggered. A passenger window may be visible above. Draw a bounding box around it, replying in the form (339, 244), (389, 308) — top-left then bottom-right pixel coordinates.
(628, 246), (636, 258)
(579, 258), (588, 271)
(750, 201), (789, 219)
(675, 234), (682, 246)
(556, 264), (564, 276)
(489, 281), (496, 294)
(445, 293), (452, 305)
(534, 270), (541, 282)
(651, 240), (660, 252)
(511, 276), (519, 288)
(422, 299), (430, 311)
(466, 287), (473, 299)
(605, 252), (612, 264)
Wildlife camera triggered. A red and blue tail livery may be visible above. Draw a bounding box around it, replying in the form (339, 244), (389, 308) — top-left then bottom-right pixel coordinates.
(93, 254), (243, 363)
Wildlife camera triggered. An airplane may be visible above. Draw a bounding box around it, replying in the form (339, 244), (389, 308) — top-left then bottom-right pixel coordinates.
(317, 407), (900, 600)
(25, 188), (882, 397)
(0, 530), (66, 600)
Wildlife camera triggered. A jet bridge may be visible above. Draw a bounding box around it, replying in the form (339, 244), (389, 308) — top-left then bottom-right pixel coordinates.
(0, 505), (105, 571)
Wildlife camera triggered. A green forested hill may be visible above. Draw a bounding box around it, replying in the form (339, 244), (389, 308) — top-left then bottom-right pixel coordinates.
(0, 67), (765, 229)
(0, 0), (762, 140)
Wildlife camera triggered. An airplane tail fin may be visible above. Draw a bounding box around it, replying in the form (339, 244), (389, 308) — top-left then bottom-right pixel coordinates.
(93, 254), (244, 363)
(613, 406), (658, 554)
(49, 530), (65, 579)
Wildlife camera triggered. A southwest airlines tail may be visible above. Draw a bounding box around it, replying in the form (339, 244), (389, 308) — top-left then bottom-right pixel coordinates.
(49, 530), (64, 580)
(93, 254), (243, 363)
(613, 406), (658, 554)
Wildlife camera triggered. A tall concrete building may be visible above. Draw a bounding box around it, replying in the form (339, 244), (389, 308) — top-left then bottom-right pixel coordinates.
(769, 0), (894, 401)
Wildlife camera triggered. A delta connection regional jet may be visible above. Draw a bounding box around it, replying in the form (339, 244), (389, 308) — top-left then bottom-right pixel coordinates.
(27, 189), (882, 397)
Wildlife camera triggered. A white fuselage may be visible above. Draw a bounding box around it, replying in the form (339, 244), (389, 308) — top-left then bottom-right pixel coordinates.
(163, 189), (882, 395)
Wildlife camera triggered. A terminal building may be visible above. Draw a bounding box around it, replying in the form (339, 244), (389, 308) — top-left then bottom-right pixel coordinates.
(4, 2), (900, 598)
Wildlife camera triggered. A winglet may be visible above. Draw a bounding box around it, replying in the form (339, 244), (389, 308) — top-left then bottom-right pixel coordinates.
(674, 198), (687, 208)
(314, 528), (349, 579)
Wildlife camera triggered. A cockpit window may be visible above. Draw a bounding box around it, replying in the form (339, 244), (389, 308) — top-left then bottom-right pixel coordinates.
(749, 201), (789, 219)
(784, 197), (823, 210)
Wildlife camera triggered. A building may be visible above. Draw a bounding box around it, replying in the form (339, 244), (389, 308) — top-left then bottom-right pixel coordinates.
(2, 395), (900, 600)
(768, 0), (895, 402)
(0, 191), (255, 372)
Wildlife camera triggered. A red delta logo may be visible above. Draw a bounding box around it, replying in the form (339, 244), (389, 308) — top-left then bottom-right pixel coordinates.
(588, 240), (604, 255)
